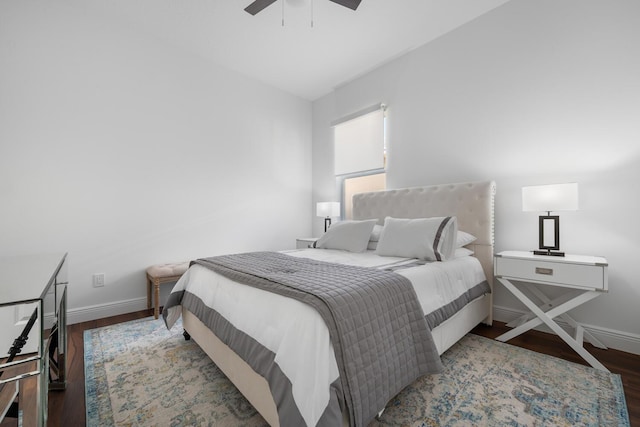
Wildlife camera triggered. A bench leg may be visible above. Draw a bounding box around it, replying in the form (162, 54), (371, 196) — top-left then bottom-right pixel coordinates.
(154, 279), (160, 319)
(146, 275), (152, 310)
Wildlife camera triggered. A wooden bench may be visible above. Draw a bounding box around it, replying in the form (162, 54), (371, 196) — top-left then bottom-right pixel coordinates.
(146, 262), (189, 319)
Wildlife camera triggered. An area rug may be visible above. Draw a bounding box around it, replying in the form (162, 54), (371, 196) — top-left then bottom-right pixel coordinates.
(84, 317), (630, 426)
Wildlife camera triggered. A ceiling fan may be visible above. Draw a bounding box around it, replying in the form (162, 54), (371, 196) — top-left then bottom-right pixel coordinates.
(244, 0), (361, 15)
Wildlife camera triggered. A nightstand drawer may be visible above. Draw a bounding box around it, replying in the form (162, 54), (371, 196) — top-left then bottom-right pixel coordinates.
(496, 256), (606, 290)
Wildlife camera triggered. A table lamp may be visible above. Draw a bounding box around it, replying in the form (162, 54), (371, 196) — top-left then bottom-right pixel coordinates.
(522, 183), (578, 257)
(316, 202), (340, 232)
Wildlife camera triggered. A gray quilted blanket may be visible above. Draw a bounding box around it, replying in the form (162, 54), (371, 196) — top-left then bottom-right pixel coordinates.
(192, 251), (443, 426)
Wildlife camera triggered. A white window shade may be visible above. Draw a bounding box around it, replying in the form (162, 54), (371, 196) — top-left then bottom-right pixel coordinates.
(333, 108), (384, 176)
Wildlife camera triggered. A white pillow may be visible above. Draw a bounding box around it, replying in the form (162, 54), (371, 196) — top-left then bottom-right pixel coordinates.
(376, 216), (458, 261)
(314, 219), (378, 252)
(456, 230), (477, 248)
(454, 247), (474, 258)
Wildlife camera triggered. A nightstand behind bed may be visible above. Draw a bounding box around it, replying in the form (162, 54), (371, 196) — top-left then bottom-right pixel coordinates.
(296, 237), (318, 249)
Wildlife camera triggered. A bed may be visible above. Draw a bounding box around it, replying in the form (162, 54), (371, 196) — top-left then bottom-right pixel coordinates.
(164, 180), (496, 427)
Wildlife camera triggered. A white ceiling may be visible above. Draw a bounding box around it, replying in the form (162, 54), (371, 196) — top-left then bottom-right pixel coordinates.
(71, 0), (511, 101)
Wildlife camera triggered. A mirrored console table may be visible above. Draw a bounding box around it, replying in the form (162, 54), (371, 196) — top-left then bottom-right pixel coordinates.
(0, 253), (68, 427)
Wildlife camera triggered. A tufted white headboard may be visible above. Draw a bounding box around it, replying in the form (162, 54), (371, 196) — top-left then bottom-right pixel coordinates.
(352, 181), (496, 302)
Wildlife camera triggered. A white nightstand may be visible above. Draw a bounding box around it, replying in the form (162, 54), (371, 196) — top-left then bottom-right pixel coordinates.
(296, 237), (318, 249)
(494, 250), (609, 371)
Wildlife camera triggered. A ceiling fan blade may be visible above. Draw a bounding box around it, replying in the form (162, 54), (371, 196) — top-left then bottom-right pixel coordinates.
(244, 0), (278, 15)
(328, 0), (362, 11)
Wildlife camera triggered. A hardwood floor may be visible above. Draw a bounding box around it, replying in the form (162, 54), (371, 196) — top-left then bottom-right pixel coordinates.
(31, 311), (639, 426)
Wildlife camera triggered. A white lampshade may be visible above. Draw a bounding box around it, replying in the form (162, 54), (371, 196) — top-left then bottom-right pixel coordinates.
(522, 183), (579, 212)
(316, 202), (341, 218)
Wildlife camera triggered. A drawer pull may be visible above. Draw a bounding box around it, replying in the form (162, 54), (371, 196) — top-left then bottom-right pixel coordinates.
(535, 267), (553, 276)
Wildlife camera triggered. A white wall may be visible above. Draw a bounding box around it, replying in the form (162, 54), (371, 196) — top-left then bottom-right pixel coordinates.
(312, 0), (640, 353)
(0, 1), (312, 321)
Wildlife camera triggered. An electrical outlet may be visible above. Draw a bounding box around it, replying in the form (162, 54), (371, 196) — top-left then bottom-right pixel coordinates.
(93, 273), (105, 287)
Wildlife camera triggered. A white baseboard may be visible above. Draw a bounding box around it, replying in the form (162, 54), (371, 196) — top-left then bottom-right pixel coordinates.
(67, 297), (149, 325)
(66, 299), (640, 356)
(493, 305), (640, 356)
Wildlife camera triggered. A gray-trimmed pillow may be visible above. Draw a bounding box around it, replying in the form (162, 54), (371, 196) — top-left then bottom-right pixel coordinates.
(366, 224), (383, 250)
(376, 216), (458, 261)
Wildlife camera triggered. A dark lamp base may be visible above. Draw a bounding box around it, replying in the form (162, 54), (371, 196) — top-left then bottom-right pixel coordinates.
(532, 250), (565, 257)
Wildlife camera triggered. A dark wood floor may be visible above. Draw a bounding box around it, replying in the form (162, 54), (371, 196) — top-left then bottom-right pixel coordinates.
(32, 311), (639, 426)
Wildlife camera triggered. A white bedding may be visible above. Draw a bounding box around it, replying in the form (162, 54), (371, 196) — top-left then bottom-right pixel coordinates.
(165, 249), (486, 426)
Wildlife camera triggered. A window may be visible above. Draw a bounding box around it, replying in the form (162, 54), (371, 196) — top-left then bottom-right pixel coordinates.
(332, 104), (387, 218)
(343, 172), (386, 219)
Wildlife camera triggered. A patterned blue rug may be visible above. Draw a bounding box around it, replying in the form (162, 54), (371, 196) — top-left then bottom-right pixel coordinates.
(84, 317), (630, 426)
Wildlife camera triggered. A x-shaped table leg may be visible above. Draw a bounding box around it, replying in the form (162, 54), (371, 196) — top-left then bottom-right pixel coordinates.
(506, 285), (607, 349)
(496, 277), (609, 371)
